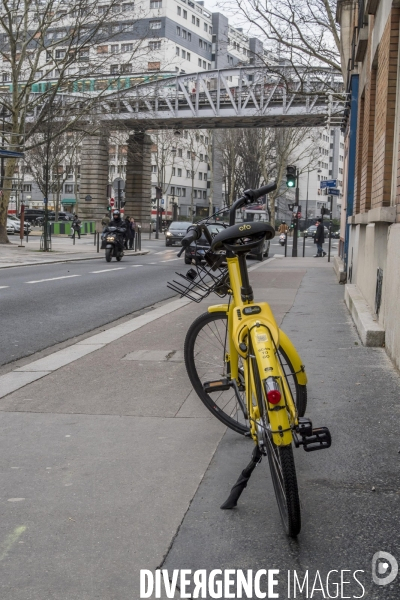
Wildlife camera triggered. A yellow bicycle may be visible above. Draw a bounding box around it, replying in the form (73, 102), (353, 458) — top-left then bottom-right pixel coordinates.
(168, 183), (331, 537)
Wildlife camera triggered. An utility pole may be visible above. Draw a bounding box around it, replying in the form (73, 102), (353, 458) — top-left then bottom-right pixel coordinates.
(292, 169), (300, 257)
(155, 185), (161, 240)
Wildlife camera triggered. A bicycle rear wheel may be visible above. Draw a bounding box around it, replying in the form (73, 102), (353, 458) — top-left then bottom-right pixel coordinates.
(184, 311), (249, 435)
(251, 355), (301, 537)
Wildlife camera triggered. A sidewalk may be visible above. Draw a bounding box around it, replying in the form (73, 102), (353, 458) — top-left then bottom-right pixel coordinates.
(0, 256), (399, 599)
(0, 235), (150, 268)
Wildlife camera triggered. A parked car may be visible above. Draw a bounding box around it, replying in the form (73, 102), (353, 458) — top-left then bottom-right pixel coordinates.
(331, 230), (340, 239)
(184, 223), (226, 264)
(165, 221), (190, 246)
(6, 219), (15, 235)
(303, 225), (330, 238)
(35, 211), (73, 225)
(23, 209), (45, 224)
(8, 215), (32, 233)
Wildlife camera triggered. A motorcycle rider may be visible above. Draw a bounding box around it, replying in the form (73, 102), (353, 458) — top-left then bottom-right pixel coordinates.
(103, 209), (127, 247)
(278, 221), (288, 234)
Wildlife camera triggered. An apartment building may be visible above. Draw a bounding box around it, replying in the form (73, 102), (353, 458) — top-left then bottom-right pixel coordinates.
(337, 0), (400, 367)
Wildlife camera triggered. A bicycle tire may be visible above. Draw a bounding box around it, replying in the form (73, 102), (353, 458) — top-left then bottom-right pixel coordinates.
(252, 355), (301, 537)
(185, 311), (307, 434)
(184, 311), (249, 435)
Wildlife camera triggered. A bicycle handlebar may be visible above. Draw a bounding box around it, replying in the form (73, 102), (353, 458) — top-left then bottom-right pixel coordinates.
(229, 182), (277, 225)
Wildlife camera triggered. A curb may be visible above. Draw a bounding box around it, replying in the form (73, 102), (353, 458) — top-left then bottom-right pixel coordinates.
(0, 250), (150, 269)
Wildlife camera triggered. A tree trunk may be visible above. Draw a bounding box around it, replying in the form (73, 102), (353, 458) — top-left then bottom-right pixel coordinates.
(0, 157), (17, 244)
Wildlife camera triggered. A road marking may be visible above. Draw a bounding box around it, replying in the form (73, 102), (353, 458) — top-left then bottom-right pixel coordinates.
(26, 275), (81, 284)
(161, 258), (181, 263)
(149, 262), (157, 265)
(131, 265), (143, 267)
(90, 268), (126, 273)
(0, 286), (9, 289)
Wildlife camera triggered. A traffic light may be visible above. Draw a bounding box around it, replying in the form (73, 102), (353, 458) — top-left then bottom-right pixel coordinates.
(107, 206), (111, 212)
(286, 165), (296, 188)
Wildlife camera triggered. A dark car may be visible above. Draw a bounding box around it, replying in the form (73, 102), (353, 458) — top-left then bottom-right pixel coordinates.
(36, 211), (73, 225)
(165, 221), (190, 246)
(304, 225), (330, 238)
(23, 209), (45, 224)
(184, 223), (227, 264)
(331, 230), (340, 239)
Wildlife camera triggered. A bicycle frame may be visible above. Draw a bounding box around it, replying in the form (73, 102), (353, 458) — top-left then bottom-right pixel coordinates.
(208, 255), (308, 446)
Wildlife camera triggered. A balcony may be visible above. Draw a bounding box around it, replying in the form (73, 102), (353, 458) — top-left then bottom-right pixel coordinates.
(355, 26), (368, 62)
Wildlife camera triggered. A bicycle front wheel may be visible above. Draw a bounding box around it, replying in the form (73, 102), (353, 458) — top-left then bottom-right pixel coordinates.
(184, 311), (249, 435)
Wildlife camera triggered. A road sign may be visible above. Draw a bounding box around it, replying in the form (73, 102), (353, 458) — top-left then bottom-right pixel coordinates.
(329, 188), (340, 196)
(85, 194), (92, 202)
(320, 179), (337, 189)
(43, 198), (48, 204)
(0, 149), (24, 158)
(112, 177), (125, 191)
(161, 199), (165, 205)
(110, 198), (115, 208)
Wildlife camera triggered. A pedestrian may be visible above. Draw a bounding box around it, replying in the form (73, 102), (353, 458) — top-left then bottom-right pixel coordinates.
(313, 217), (326, 257)
(129, 217), (136, 250)
(124, 215), (131, 249)
(101, 213), (110, 228)
(71, 214), (81, 239)
(278, 221), (288, 234)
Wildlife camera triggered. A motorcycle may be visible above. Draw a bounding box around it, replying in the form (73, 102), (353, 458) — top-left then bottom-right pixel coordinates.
(279, 233), (286, 246)
(101, 226), (125, 262)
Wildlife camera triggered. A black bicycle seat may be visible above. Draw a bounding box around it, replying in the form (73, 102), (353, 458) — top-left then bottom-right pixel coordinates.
(211, 222), (275, 252)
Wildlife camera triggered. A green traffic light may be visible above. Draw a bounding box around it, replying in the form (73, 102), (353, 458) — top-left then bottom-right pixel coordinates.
(287, 181), (295, 187)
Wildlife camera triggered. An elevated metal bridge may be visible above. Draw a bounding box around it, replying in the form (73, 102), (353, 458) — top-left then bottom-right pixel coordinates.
(27, 66), (344, 130)
(97, 66), (344, 130)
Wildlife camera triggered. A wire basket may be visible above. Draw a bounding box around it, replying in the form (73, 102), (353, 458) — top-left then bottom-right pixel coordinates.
(167, 251), (229, 303)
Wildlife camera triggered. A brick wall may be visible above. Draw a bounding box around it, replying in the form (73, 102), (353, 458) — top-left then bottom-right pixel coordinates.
(354, 92), (365, 214)
(359, 63), (376, 213)
(371, 8), (400, 208)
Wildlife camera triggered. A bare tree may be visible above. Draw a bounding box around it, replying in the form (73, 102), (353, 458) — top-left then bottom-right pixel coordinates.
(0, 0), (151, 243)
(219, 0), (341, 76)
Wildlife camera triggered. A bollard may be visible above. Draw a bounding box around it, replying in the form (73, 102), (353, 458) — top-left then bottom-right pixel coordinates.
(97, 232), (100, 253)
(284, 231), (288, 257)
(94, 231), (96, 246)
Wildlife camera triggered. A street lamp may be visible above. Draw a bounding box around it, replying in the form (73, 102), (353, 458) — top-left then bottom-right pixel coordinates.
(302, 167), (322, 257)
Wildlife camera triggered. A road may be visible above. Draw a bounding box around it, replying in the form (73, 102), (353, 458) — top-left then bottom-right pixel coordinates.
(0, 236), (336, 367)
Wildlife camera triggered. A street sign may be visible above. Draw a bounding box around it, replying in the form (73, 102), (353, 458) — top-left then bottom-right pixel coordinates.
(43, 198), (48, 204)
(112, 177), (125, 191)
(110, 198), (115, 208)
(161, 199), (165, 205)
(329, 188), (340, 196)
(85, 194), (92, 202)
(320, 179), (337, 189)
(0, 149), (24, 158)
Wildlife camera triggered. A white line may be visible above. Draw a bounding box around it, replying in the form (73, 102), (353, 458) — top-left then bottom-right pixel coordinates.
(149, 262), (157, 265)
(161, 258), (181, 263)
(131, 265), (143, 267)
(90, 268), (126, 273)
(0, 286), (9, 289)
(26, 275), (81, 284)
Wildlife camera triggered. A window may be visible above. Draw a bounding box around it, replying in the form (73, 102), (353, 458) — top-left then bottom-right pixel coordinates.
(182, 50), (186, 59)
(177, 6), (181, 15)
(172, 167), (176, 176)
(55, 49), (65, 59)
(186, 170), (191, 177)
(202, 60), (206, 69)
(199, 39), (203, 49)
(110, 65), (119, 74)
(178, 148), (182, 157)
(196, 18), (199, 26)
(182, 29), (187, 39)
(198, 58), (201, 67)
(187, 52), (190, 61)
(198, 172), (202, 180)
(176, 26), (181, 36)
(193, 190), (197, 199)
(148, 61), (160, 70)
(203, 191), (206, 199)
(205, 154), (208, 161)
(188, 32), (191, 41)
(121, 63), (132, 73)
(209, 26), (212, 33)
(64, 184), (74, 193)
(170, 186), (175, 195)
(150, 20), (161, 28)
(111, 24), (120, 33)
(204, 23), (208, 31)
(121, 43), (133, 52)
(203, 172), (207, 180)
(200, 153), (203, 161)
(111, 45), (119, 53)
(112, 4), (120, 12)
(176, 47), (180, 56)
(122, 3), (134, 11)
(192, 15), (195, 24)
(151, 165), (157, 173)
(97, 45), (108, 54)
(177, 168), (181, 177)
(149, 40), (161, 50)
(183, 9), (187, 18)
(150, 0), (162, 7)
(182, 188), (186, 197)
(208, 43), (211, 51)
(208, 63), (211, 70)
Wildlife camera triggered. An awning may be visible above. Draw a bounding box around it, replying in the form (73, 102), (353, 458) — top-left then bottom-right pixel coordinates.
(61, 198), (76, 204)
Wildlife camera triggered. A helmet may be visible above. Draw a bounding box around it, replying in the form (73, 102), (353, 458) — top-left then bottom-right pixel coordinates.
(113, 210), (120, 218)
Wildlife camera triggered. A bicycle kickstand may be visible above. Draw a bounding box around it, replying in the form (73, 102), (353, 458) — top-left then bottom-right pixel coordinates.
(220, 445), (263, 510)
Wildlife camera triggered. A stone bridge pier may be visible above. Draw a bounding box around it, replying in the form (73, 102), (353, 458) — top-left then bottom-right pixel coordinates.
(79, 131), (152, 228)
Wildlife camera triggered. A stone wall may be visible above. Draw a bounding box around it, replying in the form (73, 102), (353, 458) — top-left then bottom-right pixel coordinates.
(79, 135), (109, 221)
(124, 132), (152, 226)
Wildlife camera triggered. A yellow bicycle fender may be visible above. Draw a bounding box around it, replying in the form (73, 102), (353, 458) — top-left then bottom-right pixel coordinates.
(279, 329), (308, 385)
(250, 328), (293, 446)
(208, 304), (229, 314)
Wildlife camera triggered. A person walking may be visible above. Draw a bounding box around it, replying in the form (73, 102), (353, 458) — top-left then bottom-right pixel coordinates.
(313, 217), (326, 257)
(129, 217), (136, 250)
(71, 214), (81, 240)
(124, 215), (132, 249)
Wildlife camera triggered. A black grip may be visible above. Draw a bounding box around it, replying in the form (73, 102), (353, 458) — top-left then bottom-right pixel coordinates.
(181, 225), (201, 248)
(244, 182), (277, 202)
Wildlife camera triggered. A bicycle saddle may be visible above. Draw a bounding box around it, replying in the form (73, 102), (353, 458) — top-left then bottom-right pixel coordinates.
(211, 222), (275, 253)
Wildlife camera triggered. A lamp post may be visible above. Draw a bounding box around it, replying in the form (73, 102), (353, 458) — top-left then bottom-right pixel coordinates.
(302, 168), (322, 257)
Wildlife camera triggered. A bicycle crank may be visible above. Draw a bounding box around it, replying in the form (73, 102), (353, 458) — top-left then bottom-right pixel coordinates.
(293, 417), (332, 452)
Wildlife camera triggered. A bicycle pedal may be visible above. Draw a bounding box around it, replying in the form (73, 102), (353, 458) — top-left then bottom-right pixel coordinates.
(203, 379), (231, 393)
(295, 425), (332, 452)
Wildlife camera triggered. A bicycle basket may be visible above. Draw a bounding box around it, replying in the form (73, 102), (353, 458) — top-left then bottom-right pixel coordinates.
(167, 250), (229, 303)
